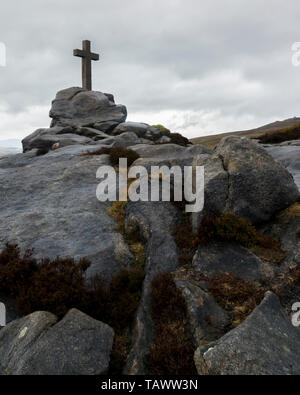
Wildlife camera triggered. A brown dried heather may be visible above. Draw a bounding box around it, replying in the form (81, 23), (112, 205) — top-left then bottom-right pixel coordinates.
(146, 272), (197, 375)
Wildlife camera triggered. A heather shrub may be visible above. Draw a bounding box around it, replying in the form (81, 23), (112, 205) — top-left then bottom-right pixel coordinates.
(194, 212), (258, 248)
(0, 243), (144, 325)
(169, 132), (190, 147)
(173, 212), (285, 266)
(146, 272), (196, 375)
(106, 267), (145, 332)
(0, 243), (145, 375)
(18, 256), (91, 318)
(0, 244), (38, 296)
(194, 213), (284, 263)
(206, 273), (265, 327)
(173, 218), (197, 266)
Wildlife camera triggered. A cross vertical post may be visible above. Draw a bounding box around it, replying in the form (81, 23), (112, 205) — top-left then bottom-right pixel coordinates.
(73, 40), (99, 91)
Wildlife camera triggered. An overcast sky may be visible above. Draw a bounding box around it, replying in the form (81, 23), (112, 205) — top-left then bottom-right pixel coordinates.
(0, 0), (300, 142)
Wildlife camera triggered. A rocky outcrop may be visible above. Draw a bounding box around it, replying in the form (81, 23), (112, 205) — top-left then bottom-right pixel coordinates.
(192, 242), (274, 283)
(194, 292), (300, 375)
(22, 88), (192, 153)
(4, 86), (300, 376)
(0, 309), (114, 375)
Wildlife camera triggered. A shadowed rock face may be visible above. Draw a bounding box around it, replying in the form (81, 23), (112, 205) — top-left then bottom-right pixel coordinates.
(194, 292), (300, 375)
(0, 309), (114, 375)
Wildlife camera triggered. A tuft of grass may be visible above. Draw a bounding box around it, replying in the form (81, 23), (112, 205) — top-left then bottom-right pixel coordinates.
(108, 201), (127, 232)
(145, 272), (196, 375)
(82, 146), (140, 167)
(257, 125), (300, 144)
(151, 124), (171, 136)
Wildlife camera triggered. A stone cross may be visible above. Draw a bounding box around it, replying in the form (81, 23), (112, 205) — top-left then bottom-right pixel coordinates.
(0, 302), (5, 326)
(73, 40), (99, 91)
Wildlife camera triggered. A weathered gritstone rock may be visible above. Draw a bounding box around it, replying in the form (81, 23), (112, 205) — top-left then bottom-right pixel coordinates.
(0, 309), (114, 375)
(0, 149), (134, 282)
(49, 87), (127, 131)
(192, 242), (274, 283)
(0, 311), (58, 374)
(194, 292), (300, 375)
(22, 128), (95, 152)
(124, 201), (180, 374)
(214, 136), (299, 224)
(174, 277), (231, 344)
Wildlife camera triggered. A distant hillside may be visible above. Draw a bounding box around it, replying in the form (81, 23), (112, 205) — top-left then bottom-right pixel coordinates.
(190, 117), (300, 149)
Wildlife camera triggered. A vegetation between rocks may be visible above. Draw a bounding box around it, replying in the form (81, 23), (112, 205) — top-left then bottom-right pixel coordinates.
(0, 243), (145, 374)
(174, 212), (285, 266)
(205, 273), (265, 327)
(145, 272), (197, 375)
(82, 146), (140, 167)
(151, 124), (190, 146)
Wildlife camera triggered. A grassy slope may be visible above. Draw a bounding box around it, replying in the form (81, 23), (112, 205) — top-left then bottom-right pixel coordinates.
(190, 117), (300, 149)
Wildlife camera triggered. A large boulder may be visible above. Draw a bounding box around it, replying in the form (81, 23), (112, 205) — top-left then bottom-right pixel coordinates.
(49, 87), (127, 132)
(194, 292), (300, 375)
(214, 136), (299, 224)
(0, 146), (134, 282)
(0, 309), (114, 375)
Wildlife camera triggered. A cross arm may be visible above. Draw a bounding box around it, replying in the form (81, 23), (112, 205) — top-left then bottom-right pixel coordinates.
(73, 49), (99, 60)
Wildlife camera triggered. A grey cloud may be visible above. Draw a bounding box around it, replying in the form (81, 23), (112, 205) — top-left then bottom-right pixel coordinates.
(0, 0), (300, 138)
